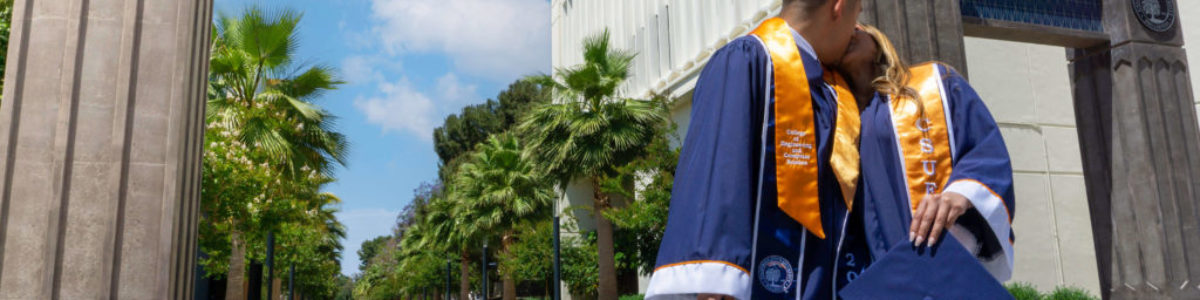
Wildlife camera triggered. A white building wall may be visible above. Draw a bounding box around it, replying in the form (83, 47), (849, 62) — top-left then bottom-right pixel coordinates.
(551, 0), (782, 100)
(1181, 2), (1200, 124)
(962, 37), (1100, 295)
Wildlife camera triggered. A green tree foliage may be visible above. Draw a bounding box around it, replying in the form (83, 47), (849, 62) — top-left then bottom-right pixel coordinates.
(207, 7), (347, 177)
(200, 6), (347, 299)
(272, 193), (347, 297)
(410, 80), (550, 300)
(520, 29), (668, 299)
(439, 132), (556, 300)
(334, 275), (355, 300)
(453, 132), (556, 300)
(356, 116), (557, 300)
(200, 130), (347, 298)
(498, 221), (553, 284)
(434, 81), (549, 179)
(198, 129), (281, 276)
(415, 191), (479, 300)
(353, 30), (678, 298)
(357, 235), (391, 271)
(561, 232), (599, 296)
(603, 95), (679, 275)
(354, 181), (464, 300)
(353, 259), (398, 300)
(452, 133), (555, 243)
(394, 250), (454, 297)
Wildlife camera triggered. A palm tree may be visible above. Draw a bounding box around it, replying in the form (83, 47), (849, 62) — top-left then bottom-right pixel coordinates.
(281, 191), (347, 298)
(417, 192), (478, 300)
(454, 133), (556, 300)
(520, 29), (667, 299)
(309, 192), (347, 265)
(208, 7), (347, 175)
(205, 7), (346, 300)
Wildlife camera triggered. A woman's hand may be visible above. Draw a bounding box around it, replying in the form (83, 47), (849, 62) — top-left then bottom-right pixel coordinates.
(909, 192), (972, 247)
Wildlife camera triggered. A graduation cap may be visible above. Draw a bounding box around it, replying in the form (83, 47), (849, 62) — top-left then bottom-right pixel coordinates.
(839, 236), (1013, 300)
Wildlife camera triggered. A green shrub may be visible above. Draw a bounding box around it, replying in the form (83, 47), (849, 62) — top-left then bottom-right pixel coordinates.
(561, 232), (599, 296)
(1046, 286), (1098, 300)
(1004, 282), (1099, 300)
(618, 294), (645, 300)
(1006, 282), (1043, 300)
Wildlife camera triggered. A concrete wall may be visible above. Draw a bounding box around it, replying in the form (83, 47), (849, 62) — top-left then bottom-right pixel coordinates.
(0, 0), (212, 299)
(962, 37), (1100, 294)
(960, 2), (1200, 295)
(1182, 2), (1200, 117)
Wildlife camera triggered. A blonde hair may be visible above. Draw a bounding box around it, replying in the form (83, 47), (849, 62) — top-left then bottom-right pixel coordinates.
(858, 24), (918, 102)
(859, 24), (935, 136)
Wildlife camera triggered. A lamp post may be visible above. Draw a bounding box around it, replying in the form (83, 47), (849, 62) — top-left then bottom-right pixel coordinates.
(481, 243), (488, 300)
(266, 232), (275, 300)
(551, 190), (562, 300)
(553, 215), (561, 300)
(287, 263), (295, 300)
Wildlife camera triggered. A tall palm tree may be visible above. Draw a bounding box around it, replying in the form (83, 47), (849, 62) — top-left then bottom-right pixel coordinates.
(205, 7), (346, 300)
(309, 192), (347, 264)
(418, 193), (478, 300)
(520, 29), (666, 299)
(454, 133), (556, 300)
(208, 7), (347, 175)
(281, 191), (347, 298)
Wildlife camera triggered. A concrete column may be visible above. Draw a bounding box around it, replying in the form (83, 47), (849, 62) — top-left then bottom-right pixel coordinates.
(0, 0), (212, 299)
(860, 0), (968, 77)
(1071, 0), (1200, 298)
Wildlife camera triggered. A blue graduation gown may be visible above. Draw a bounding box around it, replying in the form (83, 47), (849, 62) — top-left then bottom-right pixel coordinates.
(847, 64), (1016, 298)
(646, 34), (870, 300)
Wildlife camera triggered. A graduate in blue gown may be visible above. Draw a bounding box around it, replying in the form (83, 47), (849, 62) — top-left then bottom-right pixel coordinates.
(646, 1), (867, 299)
(833, 25), (1016, 299)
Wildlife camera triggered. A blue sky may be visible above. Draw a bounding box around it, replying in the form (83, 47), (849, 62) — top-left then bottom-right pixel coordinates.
(211, 0), (551, 276)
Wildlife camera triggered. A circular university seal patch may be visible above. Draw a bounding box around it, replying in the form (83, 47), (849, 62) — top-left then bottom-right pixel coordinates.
(1132, 0), (1176, 33)
(757, 255), (795, 294)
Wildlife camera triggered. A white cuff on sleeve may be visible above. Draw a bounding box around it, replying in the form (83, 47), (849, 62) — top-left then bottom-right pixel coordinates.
(944, 179), (1014, 282)
(645, 261), (752, 300)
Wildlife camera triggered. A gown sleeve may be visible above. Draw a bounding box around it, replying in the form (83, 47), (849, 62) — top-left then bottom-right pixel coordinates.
(937, 64), (1017, 282)
(645, 37), (770, 300)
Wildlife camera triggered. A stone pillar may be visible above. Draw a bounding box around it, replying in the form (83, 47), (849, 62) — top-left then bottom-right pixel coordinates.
(860, 0), (968, 76)
(1071, 0), (1200, 298)
(1069, 45), (1115, 297)
(0, 0), (212, 299)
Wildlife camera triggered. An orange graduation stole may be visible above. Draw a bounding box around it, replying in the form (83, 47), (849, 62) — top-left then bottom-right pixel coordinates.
(826, 71), (861, 213)
(890, 63), (954, 212)
(750, 18), (860, 239)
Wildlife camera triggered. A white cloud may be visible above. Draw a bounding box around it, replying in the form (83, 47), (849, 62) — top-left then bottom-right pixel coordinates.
(436, 73), (478, 104)
(341, 55), (406, 85)
(341, 56), (385, 84)
(355, 77), (435, 138)
(336, 208), (401, 276)
(354, 73), (479, 140)
(368, 0), (551, 80)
